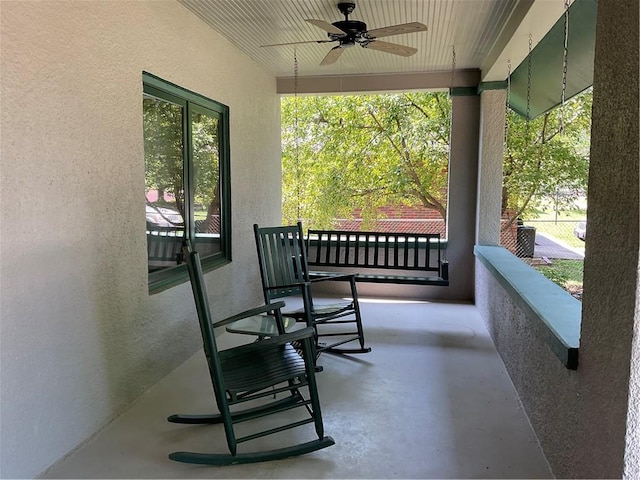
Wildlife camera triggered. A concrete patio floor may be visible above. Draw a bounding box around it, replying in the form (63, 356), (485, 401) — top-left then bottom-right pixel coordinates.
(42, 298), (553, 479)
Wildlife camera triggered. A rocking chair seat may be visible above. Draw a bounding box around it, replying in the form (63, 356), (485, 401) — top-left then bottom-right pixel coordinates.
(220, 336), (306, 396)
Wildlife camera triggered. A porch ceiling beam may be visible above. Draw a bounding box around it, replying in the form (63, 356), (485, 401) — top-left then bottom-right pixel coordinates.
(276, 69), (481, 95)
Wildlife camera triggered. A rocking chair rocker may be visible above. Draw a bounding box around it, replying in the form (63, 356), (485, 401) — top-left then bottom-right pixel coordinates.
(253, 222), (371, 357)
(167, 243), (334, 465)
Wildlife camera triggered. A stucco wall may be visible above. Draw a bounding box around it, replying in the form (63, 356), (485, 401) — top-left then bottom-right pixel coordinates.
(0, 2), (281, 478)
(475, 1), (639, 478)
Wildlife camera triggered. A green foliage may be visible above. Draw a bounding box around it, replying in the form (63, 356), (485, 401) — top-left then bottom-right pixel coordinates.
(191, 112), (221, 216)
(144, 98), (221, 220)
(503, 89), (592, 220)
(282, 92), (451, 229)
(281, 89), (592, 230)
(144, 97), (184, 212)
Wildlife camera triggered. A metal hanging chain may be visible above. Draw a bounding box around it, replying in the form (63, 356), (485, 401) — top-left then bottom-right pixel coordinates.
(505, 59), (512, 151)
(560, 0), (570, 133)
(450, 45), (456, 93)
(293, 49), (301, 221)
(525, 33), (532, 141)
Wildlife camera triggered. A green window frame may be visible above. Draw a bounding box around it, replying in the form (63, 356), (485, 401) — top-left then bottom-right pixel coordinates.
(143, 72), (231, 293)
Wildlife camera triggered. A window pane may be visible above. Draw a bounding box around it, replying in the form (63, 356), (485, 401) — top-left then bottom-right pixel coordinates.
(191, 109), (221, 258)
(143, 95), (185, 273)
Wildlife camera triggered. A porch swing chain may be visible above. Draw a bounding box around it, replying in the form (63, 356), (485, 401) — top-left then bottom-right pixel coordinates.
(560, 0), (570, 133)
(505, 59), (511, 150)
(450, 45), (456, 93)
(525, 33), (532, 140)
(293, 49), (301, 222)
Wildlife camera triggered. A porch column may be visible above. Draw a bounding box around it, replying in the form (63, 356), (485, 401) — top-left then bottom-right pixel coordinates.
(475, 87), (507, 246)
(448, 90), (481, 300)
(585, 0), (640, 477)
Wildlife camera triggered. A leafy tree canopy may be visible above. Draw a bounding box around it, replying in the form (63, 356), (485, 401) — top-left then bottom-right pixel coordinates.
(281, 88), (592, 230)
(144, 98), (221, 225)
(282, 92), (451, 229)
(503, 88), (592, 222)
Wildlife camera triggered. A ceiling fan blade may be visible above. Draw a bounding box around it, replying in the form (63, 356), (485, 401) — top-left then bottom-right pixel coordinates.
(320, 46), (344, 65)
(363, 40), (418, 57)
(365, 22), (427, 39)
(305, 19), (347, 36)
(260, 39), (332, 47)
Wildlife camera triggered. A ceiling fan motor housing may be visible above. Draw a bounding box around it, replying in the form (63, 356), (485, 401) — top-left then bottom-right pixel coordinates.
(331, 2), (366, 45)
(330, 20), (367, 43)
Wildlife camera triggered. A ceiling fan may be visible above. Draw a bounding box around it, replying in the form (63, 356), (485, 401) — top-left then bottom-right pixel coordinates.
(261, 2), (427, 66)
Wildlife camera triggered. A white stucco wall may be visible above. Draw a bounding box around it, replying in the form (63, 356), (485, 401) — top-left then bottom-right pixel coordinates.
(0, 2), (281, 478)
(476, 89), (506, 246)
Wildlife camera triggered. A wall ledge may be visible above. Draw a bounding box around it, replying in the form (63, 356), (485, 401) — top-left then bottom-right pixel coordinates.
(474, 245), (581, 369)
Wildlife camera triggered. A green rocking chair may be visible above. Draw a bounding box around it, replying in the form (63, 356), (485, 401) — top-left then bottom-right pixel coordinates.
(253, 222), (371, 357)
(167, 243), (334, 465)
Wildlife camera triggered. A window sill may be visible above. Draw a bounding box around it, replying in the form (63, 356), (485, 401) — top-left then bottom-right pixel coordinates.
(148, 256), (230, 295)
(474, 245), (580, 370)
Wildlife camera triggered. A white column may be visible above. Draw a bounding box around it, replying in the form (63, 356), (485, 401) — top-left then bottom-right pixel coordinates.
(476, 88), (506, 246)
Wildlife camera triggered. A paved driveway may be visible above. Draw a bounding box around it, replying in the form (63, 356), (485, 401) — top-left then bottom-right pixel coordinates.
(534, 232), (584, 260)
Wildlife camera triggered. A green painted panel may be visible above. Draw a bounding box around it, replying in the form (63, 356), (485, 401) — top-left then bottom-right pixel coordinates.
(509, 0), (597, 119)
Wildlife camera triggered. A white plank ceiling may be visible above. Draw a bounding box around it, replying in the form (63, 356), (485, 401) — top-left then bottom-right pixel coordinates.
(178, 0), (524, 79)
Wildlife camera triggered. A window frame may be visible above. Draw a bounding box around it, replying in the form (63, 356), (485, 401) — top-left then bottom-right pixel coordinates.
(143, 72), (231, 293)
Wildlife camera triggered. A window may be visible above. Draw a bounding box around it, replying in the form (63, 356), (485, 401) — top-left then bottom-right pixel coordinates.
(143, 72), (231, 292)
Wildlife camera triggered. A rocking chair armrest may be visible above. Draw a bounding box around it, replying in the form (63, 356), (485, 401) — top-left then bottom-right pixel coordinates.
(265, 281), (311, 291)
(227, 327), (315, 353)
(211, 301), (286, 329)
(308, 272), (355, 283)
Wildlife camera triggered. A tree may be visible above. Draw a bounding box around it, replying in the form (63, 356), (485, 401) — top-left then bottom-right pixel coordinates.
(281, 92), (451, 229)
(144, 99), (221, 232)
(143, 97), (184, 215)
(502, 89), (592, 225)
(281, 89), (592, 230)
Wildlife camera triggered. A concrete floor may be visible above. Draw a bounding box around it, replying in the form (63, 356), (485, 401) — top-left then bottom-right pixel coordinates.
(43, 298), (553, 479)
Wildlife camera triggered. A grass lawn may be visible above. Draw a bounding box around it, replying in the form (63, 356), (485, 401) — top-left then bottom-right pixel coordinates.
(533, 259), (584, 299)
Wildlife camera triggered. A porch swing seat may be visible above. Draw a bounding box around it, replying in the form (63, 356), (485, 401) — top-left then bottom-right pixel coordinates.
(167, 243), (334, 466)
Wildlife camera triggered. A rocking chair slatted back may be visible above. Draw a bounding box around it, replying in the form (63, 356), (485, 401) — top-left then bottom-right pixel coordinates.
(254, 224), (310, 298)
(253, 223), (371, 357)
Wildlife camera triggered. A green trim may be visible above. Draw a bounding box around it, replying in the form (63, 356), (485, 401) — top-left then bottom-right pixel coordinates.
(474, 245), (580, 369)
(508, 0), (596, 119)
(143, 72), (232, 293)
(149, 257), (231, 294)
(478, 81), (507, 93)
(449, 86), (478, 97)
(143, 72), (229, 116)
